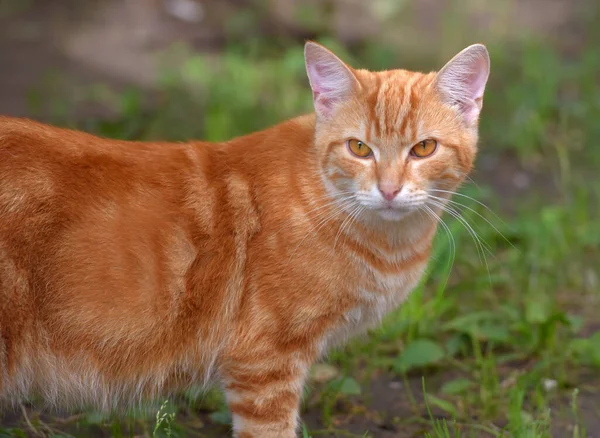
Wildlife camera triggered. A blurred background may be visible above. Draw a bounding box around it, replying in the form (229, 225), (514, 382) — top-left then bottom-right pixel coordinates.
(1, 1), (599, 437)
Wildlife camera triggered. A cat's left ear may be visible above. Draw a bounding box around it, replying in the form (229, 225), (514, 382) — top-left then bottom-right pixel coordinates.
(434, 44), (490, 126)
(304, 42), (359, 120)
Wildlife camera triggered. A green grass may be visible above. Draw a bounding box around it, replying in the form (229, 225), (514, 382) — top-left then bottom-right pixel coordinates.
(5, 9), (600, 438)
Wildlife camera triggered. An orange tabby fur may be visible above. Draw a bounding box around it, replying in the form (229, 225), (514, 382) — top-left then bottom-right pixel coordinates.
(0, 42), (489, 437)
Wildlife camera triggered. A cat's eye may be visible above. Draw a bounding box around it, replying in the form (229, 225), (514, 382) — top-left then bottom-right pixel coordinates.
(411, 139), (438, 158)
(347, 139), (373, 158)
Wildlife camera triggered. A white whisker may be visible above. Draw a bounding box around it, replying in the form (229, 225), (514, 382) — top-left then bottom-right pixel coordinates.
(428, 188), (509, 229)
(421, 205), (456, 279)
(427, 199), (493, 285)
(428, 194), (516, 251)
(286, 197), (357, 262)
(428, 199), (493, 256)
(332, 204), (363, 252)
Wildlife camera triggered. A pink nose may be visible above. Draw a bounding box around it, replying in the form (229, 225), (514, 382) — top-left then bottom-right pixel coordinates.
(378, 185), (401, 202)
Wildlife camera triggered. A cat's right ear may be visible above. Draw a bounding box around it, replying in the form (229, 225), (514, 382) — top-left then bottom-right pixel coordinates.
(304, 42), (359, 120)
(434, 44), (490, 127)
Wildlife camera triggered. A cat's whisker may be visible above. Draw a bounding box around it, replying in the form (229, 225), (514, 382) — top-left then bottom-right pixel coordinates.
(332, 204), (360, 252)
(302, 201), (355, 239)
(464, 175), (481, 190)
(428, 189), (509, 229)
(298, 194), (356, 215)
(428, 199), (493, 251)
(427, 199), (493, 285)
(302, 197), (354, 219)
(344, 206), (365, 251)
(272, 195), (354, 236)
(286, 198), (357, 262)
(332, 205), (364, 252)
(427, 200), (485, 264)
(307, 190), (357, 203)
(427, 194), (516, 250)
(451, 172), (481, 191)
(421, 205), (456, 278)
(306, 197), (358, 228)
(428, 199), (493, 258)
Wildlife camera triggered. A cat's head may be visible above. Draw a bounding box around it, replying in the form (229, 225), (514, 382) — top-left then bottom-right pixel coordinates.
(304, 42), (489, 222)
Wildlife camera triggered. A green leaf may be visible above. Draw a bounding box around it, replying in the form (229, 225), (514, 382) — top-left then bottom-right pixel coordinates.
(442, 311), (497, 333)
(567, 336), (600, 366)
(568, 338), (590, 356)
(394, 339), (445, 373)
(209, 408), (232, 425)
(302, 423), (311, 438)
(425, 393), (459, 417)
(478, 323), (510, 342)
(525, 294), (552, 324)
(440, 378), (474, 395)
(338, 377), (362, 395)
(325, 376), (362, 396)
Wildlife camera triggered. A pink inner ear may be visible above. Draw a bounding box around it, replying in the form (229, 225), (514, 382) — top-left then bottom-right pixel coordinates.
(311, 65), (333, 114)
(310, 64), (337, 94)
(436, 46), (490, 126)
(311, 67), (335, 113)
(308, 64), (334, 115)
(462, 62), (488, 124)
(466, 57), (489, 102)
(305, 47), (355, 118)
(312, 90), (334, 114)
(461, 100), (480, 126)
(314, 92), (333, 113)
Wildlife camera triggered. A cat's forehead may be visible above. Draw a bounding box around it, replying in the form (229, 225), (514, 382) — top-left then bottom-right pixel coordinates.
(355, 69), (437, 146)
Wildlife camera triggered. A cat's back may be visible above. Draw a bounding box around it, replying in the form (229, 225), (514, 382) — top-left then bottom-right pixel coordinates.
(0, 115), (128, 162)
(0, 116), (116, 231)
(0, 115), (204, 178)
(0, 116), (212, 215)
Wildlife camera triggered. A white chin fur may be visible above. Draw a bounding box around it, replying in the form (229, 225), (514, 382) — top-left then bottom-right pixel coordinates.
(377, 209), (410, 221)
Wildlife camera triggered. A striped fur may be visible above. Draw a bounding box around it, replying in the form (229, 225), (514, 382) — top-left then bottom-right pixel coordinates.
(0, 42), (488, 437)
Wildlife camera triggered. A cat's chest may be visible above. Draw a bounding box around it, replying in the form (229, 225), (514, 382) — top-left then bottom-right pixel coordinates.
(326, 252), (429, 348)
(351, 243), (429, 303)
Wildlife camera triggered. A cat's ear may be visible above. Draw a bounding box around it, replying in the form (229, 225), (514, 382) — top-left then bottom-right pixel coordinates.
(434, 44), (490, 126)
(304, 42), (359, 120)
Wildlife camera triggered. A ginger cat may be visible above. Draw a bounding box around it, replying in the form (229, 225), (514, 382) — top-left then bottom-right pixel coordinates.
(0, 42), (489, 437)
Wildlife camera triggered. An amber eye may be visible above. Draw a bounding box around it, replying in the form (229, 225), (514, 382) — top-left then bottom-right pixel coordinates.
(411, 139), (438, 158)
(347, 139), (373, 158)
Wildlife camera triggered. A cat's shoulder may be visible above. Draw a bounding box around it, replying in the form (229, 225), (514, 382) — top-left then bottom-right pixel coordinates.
(284, 113), (316, 136)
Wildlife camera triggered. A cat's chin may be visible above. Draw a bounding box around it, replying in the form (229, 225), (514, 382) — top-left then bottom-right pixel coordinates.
(375, 208), (411, 222)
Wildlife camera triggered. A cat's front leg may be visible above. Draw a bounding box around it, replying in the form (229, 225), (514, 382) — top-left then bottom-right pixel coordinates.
(222, 356), (310, 438)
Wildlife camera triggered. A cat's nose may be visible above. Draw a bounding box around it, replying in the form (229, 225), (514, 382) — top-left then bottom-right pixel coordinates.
(378, 184), (401, 202)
